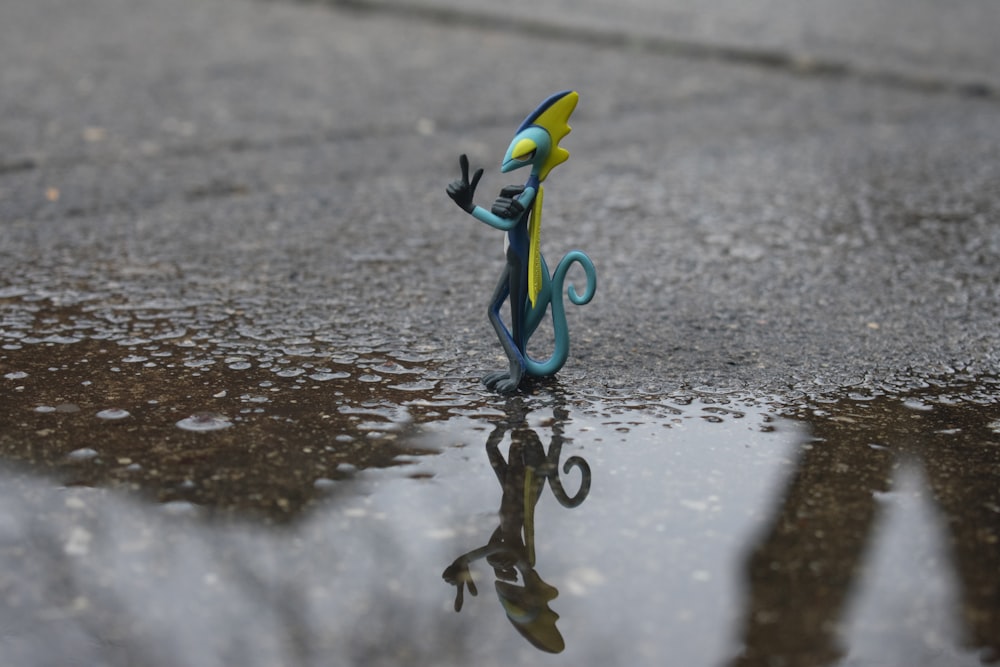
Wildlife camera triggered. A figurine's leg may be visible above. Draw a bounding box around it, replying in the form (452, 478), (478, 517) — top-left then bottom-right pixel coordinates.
(483, 263), (515, 388)
(483, 256), (526, 393)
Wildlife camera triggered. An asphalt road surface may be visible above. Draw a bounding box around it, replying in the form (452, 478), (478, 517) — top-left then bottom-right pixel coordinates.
(2, 0), (999, 396)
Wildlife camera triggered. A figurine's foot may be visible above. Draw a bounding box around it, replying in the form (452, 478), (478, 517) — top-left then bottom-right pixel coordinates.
(483, 370), (516, 393)
(483, 367), (523, 394)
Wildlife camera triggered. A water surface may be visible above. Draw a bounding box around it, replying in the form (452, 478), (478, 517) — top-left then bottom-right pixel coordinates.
(2, 333), (997, 665)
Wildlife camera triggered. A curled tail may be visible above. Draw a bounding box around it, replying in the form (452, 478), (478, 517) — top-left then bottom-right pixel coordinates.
(523, 250), (597, 378)
(547, 455), (592, 507)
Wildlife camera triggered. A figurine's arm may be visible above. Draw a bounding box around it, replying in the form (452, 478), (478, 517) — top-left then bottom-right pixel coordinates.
(471, 185), (535, 231)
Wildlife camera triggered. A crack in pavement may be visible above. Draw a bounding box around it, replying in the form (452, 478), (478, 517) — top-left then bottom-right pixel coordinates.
(316, 0), (997, 100)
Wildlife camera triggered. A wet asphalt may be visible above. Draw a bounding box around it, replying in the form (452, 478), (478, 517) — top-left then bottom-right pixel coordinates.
(1, 0), (1000, 665)
(2, 0), (999, 395)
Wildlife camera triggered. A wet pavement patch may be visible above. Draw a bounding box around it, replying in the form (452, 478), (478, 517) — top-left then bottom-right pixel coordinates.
(1, 322), (998, 665)
(0, 334), (463, 519)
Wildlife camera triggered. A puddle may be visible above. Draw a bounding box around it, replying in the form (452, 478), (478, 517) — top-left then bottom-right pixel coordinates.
(1, 297), (999, 665)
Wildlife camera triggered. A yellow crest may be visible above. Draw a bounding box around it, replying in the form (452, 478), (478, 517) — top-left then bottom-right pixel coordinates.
(532, 91), (578, 181)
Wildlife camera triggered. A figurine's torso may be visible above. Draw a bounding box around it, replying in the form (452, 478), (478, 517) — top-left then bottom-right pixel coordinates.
(503, 174), (538, 262)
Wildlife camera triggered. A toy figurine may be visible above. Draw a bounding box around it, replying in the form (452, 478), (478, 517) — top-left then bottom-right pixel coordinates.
(447, 90), (597, 393)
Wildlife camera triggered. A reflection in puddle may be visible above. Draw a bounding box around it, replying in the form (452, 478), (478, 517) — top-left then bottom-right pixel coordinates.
(443, 398), (592, 653)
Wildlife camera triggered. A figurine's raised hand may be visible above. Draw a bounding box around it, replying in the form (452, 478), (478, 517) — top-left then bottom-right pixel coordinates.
(447, 154), (483, 213)
(442, 558), (478, 612)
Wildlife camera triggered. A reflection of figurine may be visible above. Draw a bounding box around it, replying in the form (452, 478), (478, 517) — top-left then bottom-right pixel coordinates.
(730, 392), (1000, 666)
(443, 401), (591, 653)
(447, 91), (597, 393)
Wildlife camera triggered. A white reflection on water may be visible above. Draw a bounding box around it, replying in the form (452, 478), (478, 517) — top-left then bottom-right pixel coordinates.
(842, 462), (966, 665)
(0, 395), (990, 666)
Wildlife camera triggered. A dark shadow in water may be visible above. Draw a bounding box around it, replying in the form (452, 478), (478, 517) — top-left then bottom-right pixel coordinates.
(442, 396), (591, 654)
(730, 389), (1000, 666)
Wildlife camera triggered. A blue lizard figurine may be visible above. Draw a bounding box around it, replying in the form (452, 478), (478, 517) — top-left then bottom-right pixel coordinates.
(447, 90), (597, 393)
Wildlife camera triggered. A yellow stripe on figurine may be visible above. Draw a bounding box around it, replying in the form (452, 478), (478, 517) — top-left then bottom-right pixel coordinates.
(528, 185), (544, 308)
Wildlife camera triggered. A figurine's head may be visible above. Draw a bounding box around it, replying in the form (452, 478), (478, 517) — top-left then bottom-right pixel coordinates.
(501, 90), (578, 182)
(495, 572), (564, 653)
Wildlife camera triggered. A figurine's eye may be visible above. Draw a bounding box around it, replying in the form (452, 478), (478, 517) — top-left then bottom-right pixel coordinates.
(509, 137), (538, 164)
